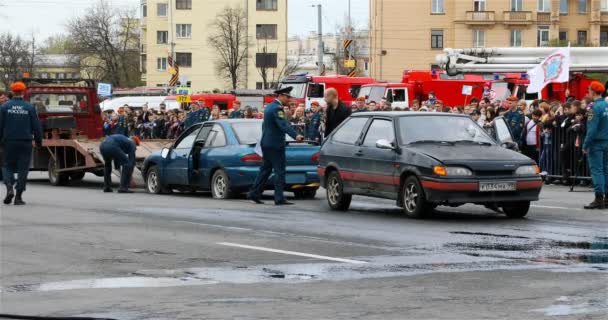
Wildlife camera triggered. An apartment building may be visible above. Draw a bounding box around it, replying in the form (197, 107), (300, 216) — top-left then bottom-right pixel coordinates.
(370, 0), (608, 81)
(140, 0), (288, 92)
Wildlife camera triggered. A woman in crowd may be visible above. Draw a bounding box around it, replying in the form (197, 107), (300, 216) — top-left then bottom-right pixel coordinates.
(209, 105), (221, 121)
(291, 106), (306, 136)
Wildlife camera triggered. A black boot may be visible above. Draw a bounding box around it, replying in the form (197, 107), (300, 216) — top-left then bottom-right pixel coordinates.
(3, 186), (14, 205)
(584, 193), (605, 210)
(14, 192), (25, 205)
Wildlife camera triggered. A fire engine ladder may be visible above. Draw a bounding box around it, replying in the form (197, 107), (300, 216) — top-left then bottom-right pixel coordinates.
(436, 47), (608, 76)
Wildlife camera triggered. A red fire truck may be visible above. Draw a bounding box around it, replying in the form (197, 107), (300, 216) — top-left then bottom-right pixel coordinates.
(278, 74), (375, 107)
(0, 78), (169, 185)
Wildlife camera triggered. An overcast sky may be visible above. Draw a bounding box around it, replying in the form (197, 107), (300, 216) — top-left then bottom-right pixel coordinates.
(0, 0), (368, 42)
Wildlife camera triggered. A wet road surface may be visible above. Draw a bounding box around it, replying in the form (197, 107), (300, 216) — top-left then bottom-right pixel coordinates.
(0, 173), (607, 319)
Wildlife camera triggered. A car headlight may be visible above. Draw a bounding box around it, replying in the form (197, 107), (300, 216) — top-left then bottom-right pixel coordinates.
(516, 165), (539, 176)
(434, 166), (472, 176)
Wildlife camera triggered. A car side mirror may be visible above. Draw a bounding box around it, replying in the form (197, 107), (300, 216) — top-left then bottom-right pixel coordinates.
(376, 139), (395, 150)
(501, 141), (519, 151)
(161, 148), (170, 159)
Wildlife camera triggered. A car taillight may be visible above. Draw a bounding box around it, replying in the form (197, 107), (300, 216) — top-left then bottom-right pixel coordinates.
(311, 152), (320, 163)
(241, 153), (263, 163)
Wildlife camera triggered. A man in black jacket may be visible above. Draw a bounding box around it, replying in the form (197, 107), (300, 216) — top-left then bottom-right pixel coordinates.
(323, 88), (351, 138)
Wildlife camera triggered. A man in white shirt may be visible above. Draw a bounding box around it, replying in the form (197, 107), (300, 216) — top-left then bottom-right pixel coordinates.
(521, 109), (542, 163)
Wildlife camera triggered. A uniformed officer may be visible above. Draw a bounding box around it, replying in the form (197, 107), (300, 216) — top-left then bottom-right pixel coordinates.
(184, 103), (199, 128)
(0, 82), (43, 205)
(305, 101), (322, 142)
(583, 81), (608, 210)
(353, 96), (368, 113)
(248, 87), (304, 205)
(197, 103), (211, 123)
(115, 106), (128, 136)
(504, 96), (525, 144)
(99, 134), (140, 193)
(229, 101), (243, 119)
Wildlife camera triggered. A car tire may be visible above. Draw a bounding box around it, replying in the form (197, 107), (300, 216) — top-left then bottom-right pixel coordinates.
(294, 188), (317, 200)
(502, 201), (530, 218)
(326, 171), (351, 211)
(48, 158), (69, 186)
(211, 169), (234, 199)
(401, 176), (431, 219)
(146, 166), (170, 194)
(70, 172), (86, 181)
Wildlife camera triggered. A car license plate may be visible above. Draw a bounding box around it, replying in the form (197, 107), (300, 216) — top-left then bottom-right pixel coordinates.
(286, 174), (306, 184)
(479, 182), (516, 192)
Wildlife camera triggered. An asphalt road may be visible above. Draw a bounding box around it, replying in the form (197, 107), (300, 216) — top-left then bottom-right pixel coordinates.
(0, 173), (607, 320)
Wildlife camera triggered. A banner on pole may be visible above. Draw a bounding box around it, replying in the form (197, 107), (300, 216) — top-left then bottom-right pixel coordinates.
(526, 48), (570, 94)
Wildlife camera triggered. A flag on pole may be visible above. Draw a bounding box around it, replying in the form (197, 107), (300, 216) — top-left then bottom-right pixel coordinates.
(526, 47), (570, 94)
(168, 54), (179, 86)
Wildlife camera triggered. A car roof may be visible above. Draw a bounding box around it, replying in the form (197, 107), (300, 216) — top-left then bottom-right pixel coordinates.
(350, 112), (469, 118)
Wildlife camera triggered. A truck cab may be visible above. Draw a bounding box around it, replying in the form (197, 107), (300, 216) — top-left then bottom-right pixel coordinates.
(357, 83), (414, 109)
(278, 74), (375, 108)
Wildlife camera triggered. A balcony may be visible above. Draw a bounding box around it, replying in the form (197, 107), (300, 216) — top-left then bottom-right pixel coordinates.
(464, 11), (496, 25)
(537, 12), (551, 23)
(503, 11), (533, 25)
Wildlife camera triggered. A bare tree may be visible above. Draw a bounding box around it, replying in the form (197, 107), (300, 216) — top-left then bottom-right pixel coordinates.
(0, 32), (36, 89)
(67, 0), (141, 87)
(207, 6), (249, 89)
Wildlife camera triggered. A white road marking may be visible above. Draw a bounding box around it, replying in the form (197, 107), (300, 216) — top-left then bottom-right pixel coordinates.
(532, 205), (584, 211)
(217, 242), (368, 264)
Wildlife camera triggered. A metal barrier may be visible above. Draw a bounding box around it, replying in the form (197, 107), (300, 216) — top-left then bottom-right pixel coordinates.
(540, 121), (591, 182)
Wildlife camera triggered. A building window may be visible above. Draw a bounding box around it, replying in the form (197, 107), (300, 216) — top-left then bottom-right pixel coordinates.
(176, 52), (192, 67)
(559, 30), (568, 41)
(142, 4), (147, 17)
(601, 31), (607, 46)
(176, 0), (192, 10)
(538, 0), (551, 12)
(578, 0), (587, 13)
(157, 57), (167, 71)
(602, 0), (608, 11)
(176, 24), (192, 38)
(256, 24), (277, 39)
(157, 31), (168, 44)
(141, 54), (147, 74)
(40, 73), (49, 79)
(57, 73), (65, 79)
(537, 26), (550, 46)
(511, 0), (523, 11)
(474, 0), (486, 11)
(473, 30), (485, 48)
(431, 29), (443, 49)
(511, 30), (522, 47)
(157, 3), (168, 17)
(577, 30), (588, 46)
(559, 0), (568, 14)
(256, 53), (277, 68)
(431, 0), (444, 13)
(256, 0), (277, 10)
(364, 61), (369, 71)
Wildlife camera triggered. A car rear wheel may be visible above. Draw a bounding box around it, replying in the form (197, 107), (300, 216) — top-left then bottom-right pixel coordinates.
(146, 166), (171, 194)
(211, 170), (234, 199)
(48, 158), (69, 186)
(502, 201), (530, 218)
(402, 176), (431, 219)
(326, 171), (351, 211)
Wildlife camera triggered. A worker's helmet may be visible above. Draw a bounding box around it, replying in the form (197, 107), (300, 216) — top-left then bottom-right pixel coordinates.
(130, 136), (141, 146)
(10, 81), (26, 93)
(590, 81), (605, 95)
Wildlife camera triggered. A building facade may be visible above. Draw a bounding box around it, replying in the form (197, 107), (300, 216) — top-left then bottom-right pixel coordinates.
(370, 0), (608, 81)
(141, 0), (288, 92)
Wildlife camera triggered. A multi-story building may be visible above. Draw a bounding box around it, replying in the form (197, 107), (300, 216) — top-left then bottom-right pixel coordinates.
(287, 31), (370, 76)
(140, 0), (288, 92)
(370, 0), (608, 81)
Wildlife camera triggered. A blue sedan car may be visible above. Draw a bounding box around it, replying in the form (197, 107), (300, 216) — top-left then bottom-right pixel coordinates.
(142, 119), (321, 199)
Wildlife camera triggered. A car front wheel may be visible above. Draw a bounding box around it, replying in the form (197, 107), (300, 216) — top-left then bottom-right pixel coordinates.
(326, 171), (351, 211)
(402, 176), (431, 219)
(146, 166), (170, 194)
(502, 201), (530, 218)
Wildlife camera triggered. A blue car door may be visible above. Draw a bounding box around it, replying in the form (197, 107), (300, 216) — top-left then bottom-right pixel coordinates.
(357, 118), (398, 196)
(164, 126), (201, 186)
(190, 123), (216, 187)
(196, 124), (229, 189)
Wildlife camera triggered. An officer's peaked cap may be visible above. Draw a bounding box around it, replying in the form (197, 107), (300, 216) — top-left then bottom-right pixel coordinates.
(274, 86), (293, 97)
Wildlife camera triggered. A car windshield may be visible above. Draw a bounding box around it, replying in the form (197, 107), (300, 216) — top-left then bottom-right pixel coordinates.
(398, 116), (495, 146)
(30, 93), (89, 114)
(278, 82), (306, 99)
(232, 122), (294, 145)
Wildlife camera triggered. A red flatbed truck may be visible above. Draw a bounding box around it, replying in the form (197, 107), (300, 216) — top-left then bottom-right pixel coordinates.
(0, 78), (170, 186)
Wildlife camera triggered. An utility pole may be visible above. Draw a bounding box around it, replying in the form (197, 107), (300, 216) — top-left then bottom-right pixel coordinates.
(315, 4), (323, 75)
(169, 0), (175, 62)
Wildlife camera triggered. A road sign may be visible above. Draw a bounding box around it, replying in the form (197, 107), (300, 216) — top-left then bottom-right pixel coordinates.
(176, 95), (191, 103)
(344, 59), (356, 68)
(462, 85), (473, 96)
(97, 83), (112, 97)
(176, 87), (192, 96)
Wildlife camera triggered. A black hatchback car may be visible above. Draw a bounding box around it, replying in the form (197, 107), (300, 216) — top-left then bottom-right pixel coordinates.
(318, 112), (542, 218)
